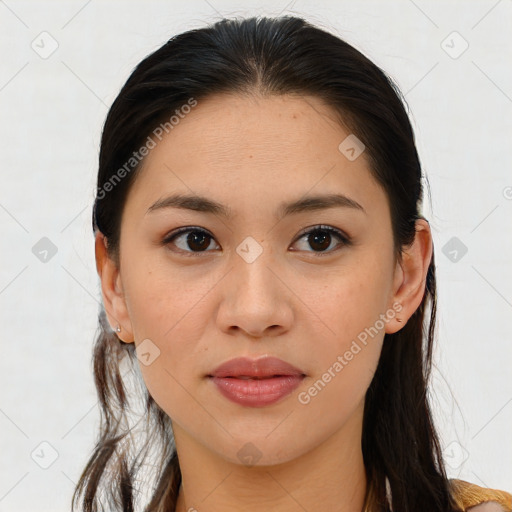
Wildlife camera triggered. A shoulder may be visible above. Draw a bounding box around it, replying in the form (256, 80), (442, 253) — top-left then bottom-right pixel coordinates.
(467, 503), (509, 512)
(449, 479), (512, 512)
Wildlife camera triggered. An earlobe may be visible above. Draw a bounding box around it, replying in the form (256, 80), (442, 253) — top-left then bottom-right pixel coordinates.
(94, 231), (135, 343)
(385, 219), (433, 334)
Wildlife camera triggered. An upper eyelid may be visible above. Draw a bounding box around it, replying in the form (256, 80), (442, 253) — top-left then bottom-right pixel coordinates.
(295, 224), (347, 238)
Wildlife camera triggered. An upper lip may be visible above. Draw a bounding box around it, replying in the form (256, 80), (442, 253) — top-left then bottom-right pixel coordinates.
(208, 356), (306, 379)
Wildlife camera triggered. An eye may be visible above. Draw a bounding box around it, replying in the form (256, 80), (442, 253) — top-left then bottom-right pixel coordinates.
(162, 227), (219, 256)
(291, 225), (351, 255)
(162, 224), (351, 257)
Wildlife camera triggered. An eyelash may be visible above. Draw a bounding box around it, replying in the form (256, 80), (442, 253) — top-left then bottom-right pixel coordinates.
(161, 224), (352, 257)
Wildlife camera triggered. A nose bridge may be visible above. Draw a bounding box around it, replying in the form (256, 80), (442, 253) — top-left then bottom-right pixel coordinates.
(232, 235), (277, 298)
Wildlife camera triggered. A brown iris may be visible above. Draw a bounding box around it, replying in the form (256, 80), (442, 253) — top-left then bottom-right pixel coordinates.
(307, 229), (332, 252)
(186, 231), (211, 251)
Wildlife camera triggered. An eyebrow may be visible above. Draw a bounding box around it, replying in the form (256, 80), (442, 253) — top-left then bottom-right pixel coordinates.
(146, 192), (366, 219)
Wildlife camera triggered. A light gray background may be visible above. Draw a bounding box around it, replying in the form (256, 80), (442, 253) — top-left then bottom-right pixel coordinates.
(1, 1), (511, 510)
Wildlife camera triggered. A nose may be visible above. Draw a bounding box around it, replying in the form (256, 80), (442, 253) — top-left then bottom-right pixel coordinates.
(216, 243), (293, 338)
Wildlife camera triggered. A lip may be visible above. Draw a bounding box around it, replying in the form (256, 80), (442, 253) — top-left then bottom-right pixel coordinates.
(208, 356), (306, 407)
(209, 356), (305, 379)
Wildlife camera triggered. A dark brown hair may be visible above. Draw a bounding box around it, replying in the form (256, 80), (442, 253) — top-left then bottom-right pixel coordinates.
(73, 15), (462, 512)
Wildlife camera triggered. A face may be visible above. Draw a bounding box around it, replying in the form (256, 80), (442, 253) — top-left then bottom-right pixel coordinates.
(96, 92), (431, 467)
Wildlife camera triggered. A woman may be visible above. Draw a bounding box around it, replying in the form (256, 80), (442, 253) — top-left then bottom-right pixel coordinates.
(72, 15), (512, 512)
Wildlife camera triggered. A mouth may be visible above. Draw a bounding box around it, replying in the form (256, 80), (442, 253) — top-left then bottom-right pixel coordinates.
(207, 356), (306, 407)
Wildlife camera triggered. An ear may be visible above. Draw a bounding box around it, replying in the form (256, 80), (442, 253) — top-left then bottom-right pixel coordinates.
(95, 231), (134, 343)
(385, 219), (433, 334)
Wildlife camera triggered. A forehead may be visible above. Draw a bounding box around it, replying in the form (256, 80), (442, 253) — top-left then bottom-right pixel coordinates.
(124, 93), (388, 221)
(151, 92), (349, 164)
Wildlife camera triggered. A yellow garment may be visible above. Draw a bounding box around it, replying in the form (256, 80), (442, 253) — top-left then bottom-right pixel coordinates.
(450, 479), (512, 511)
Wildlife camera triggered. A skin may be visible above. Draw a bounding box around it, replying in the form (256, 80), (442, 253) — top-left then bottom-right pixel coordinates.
(95, 92), (432, 512)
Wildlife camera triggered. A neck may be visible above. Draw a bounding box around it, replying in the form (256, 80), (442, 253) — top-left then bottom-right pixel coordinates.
(173, 404), (368, 512)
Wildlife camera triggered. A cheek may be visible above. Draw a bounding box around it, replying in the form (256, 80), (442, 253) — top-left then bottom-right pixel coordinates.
(293, 255), (391, 394)
(293, 280), (386, 430)
(308, 284), (385, 394)
(122, 261), (216, 408)
(299, 260), (391, 345)
(124, 253), (218, 341)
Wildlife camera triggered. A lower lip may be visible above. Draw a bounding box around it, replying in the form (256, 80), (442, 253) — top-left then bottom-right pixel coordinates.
(210, 375), (305, 407)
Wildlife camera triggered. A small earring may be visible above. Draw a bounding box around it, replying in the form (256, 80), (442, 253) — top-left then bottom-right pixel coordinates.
(116, 324), (121, 332)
